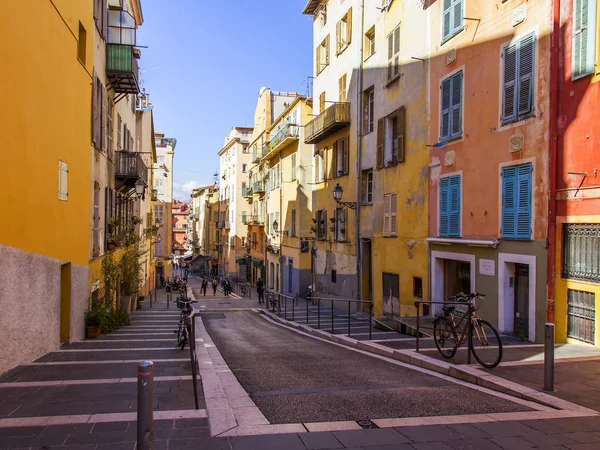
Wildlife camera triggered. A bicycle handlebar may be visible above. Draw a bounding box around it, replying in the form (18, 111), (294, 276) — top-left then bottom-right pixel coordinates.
(448, 292), (486, 301)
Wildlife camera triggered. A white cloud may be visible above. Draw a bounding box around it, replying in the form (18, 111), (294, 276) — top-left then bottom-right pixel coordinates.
(172, 179), (199, 202)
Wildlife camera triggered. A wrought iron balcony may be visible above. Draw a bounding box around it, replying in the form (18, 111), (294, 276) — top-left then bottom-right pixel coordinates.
(253, 181), (265, 194)
(243, 188), (253, 198)
(305, 102), (351, 144)
(106, 44), (140, 95)
(266, 123), (299, 157)
(115, 152), (147, 190)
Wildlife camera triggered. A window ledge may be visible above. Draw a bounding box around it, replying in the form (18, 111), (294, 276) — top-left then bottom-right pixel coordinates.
(427, 237), (500, 248)
(364, 52), (376, 63)
(384, 75), (400, 88)
(337, 44), (349, 56)
(384, 161), (399, 168)
(501, 114), (535, 127)
(441, 27), (464, 46)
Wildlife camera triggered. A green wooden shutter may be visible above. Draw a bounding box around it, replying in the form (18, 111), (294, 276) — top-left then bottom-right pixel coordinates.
(517, 33), (535, 117)
(442, 0), (452, 41)
(573, 0), (597, 79)
(502, 42), (517, 124)
(449, 175), (461, 236)
(502, 166), (517, 238)
(440, 77), (452, 140)
(397, 106), (406, 163)
(377, 118), (385, 168)
(450, 72), (463, 139)
(516, 163), (533, 239)
(439, 178), (450, 236)
(452, 0), (464, 36)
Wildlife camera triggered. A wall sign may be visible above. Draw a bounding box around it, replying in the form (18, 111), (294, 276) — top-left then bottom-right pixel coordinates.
(479, 259), (496, 276)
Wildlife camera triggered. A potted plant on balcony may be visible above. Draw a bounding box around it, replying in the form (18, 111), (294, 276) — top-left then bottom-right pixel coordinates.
(107, 217), (121, 234)
(85, 307), (104, 338)
(107, 237), (121, 251)
(132, 215), (143, 225)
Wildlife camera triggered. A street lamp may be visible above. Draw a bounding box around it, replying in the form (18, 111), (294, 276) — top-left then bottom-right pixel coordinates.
(135, 178), (146, 199)
(272, 220), (278, 233)
(332, 183), (356, 210)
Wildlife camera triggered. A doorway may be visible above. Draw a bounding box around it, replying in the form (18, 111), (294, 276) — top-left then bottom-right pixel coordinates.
(514, 263), (529, 337)
(444, 260), (471, 300)
(361, 240), (372, 304)
(60, 263), (71, 343)
(382, 272), (399, 317)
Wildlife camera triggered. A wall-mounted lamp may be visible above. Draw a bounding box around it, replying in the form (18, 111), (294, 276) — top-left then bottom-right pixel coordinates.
(333, 183), (356, 210)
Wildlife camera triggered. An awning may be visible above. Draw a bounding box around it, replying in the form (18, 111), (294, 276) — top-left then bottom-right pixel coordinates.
(236, 258), (247, 264)
(251, 258), (264, 265)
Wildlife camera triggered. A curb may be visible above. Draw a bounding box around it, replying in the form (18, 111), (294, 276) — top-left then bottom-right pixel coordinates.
(260, 310), (598, 415)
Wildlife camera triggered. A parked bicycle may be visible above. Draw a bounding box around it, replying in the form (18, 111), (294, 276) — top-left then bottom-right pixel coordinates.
(174, 299), (197, 351)
(266, 291), (280, 314)
(239, 284), (249, 297)
(433, 292), (503, 368)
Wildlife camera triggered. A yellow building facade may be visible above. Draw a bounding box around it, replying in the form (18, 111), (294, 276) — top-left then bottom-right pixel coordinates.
(0, 0), (94, 374)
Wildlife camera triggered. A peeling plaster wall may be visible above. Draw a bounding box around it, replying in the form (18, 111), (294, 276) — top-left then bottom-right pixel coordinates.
(0, 245), (88, 375)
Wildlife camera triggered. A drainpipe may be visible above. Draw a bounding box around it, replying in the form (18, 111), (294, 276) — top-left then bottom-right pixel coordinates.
(546, 0), (560, 324)
(355, 0), (365, 301)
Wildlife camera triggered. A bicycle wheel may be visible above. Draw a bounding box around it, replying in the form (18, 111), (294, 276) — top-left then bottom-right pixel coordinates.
(433, 317), (458, 359)
(178, 325), (187, 351)
(470, 319), (502, 368)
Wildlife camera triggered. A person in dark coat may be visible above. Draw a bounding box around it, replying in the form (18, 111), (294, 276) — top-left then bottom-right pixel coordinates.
(212, 278), (218, 295)
(256, 277), (264, 303)
(201, 278), (208, 296)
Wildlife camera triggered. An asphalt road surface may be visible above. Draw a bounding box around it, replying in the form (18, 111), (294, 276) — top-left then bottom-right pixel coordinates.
(201, 311), (532, 424)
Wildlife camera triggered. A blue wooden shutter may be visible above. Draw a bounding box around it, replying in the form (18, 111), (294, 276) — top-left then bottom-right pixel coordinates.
(449, 175), (461, 236)
(502, 43), (517, 124)
(450, 72), (462, 139)
(517, 33), (535, 117)
(502, 166), (517, 238)
(573, 0), (597, 79)
(440, 77), (451, 140)
(439, 177), (450, 236)
(452, 0), (464, 36)
(442, 0), (452, 41)
(516, 163), (533, 239)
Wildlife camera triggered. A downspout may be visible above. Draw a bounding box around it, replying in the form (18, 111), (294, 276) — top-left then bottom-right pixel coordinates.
(355, 0), (365, 301)
(547, 0), (560, 324)
(280, 158), (284, 293)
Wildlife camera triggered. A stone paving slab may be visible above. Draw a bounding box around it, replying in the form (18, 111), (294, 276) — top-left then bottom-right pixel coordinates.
(35, 349), (187, 362)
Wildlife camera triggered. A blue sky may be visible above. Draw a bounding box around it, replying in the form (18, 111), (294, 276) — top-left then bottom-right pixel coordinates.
(137, 0), (313, 201)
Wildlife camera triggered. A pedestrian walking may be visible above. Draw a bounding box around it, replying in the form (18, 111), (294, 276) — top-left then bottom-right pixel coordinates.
(212, 278), (218, 296)
(201, 278), (208, 296)
(160, 275), (164, 289)
(256, 277), (264, 303)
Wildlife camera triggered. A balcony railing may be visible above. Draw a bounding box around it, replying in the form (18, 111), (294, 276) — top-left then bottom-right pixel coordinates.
(305, 102), (351, 144)
(243, 188), (253, 198)
(253, 181), (265, 193)
(267, 123), (299, 155)
(115, 152), (147, 187)
(251, 215), (265, 226)
(106, 44), (140, 94)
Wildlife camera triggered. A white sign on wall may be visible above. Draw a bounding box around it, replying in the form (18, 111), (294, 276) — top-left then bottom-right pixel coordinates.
(479, 259), (496, 276)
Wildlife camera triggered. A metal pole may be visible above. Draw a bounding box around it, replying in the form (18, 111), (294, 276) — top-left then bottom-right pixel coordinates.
(467, 316), (472, 365)
(149, 290), (153, 309)
(331, 299), (334, 333)
(306, 294), (309, 325)
(293, 294), (296, 321)
(317, 298), (320, 329)
(416, 302), (420, 352)
(348, 300), (351, 337)
(137, 361), (154, 450)
(544, 323), (555, 391)
(167, 292), (170, 309)
(369, 302), (372, 340)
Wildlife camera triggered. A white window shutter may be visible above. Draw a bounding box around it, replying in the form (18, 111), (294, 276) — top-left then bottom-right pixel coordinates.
(58, 160), (68, 201)
(383, 194), (391, 236)
(390, 193), (397, 235)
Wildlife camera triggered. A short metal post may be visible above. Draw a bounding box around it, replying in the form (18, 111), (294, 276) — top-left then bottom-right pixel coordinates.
(306, 296), (309, 325)
(544, 323), (555, 391)
(284, 295), (287, 320)
(347, 300), (351, 337)
(293, 294), (296, 321)
(137, 361), (154, 450)
(369, 302), (372, 340)
(331, 299), (334, 333)
(416, 302), (420, 352)
(467, 318), (472, 365)
(149, 291), (153, 309)
(317, 298), (320, 329)
(166, 292), (170, 309)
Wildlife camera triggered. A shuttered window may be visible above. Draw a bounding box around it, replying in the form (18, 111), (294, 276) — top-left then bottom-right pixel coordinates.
(291, 153), (297, 181)
(316, 35), (330, 74)
(333, 137), (349, 177)
(439, 175), (460, 237)
(387, 25), (400, 82)
(442, 0), (463, 43)
(93, 0), (107, 39)
(376, 118), (385, 169)
(336, 8), (352, 55)
(58, 160), (69, 201)
(383, 193), (397, 236)
(338, 74), (347, 102)
(502, 33), (536, 124)
(335, 207), (348, 242)
(573, 0), (597, 79)
(502, 163), (532, 240)
(440, 72), (462, 141)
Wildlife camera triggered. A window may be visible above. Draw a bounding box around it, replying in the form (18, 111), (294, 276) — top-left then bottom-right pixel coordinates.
(319, 92), (326, 113)
(243, 146), (248, 154)
(316, 35), (330, 74)
(336, 8), (352, 55)
(58, 160), (68, 201)
(387, 25), (400, 82)
(242, 236), (246, 247)
(377, 106), (406, 168)
(362, 170), (373, 204)
(502, 33), (536, 124)
(331, 270), (337, 284)
(440, 71), (463, 141)
(91, 73), (106, 151)
(317, 210), (327, 240)
(333, 137), (349, 177)
(439, 175), (461, 237)
(363, 87), (374, 134)
(442, 0), (464, 43)
(154, 205), (163, 224)
(93, 182), (100, 256)
(157, 156), (165, 167)
(562, 224), (600, 283)
(501, 163), (532, 240)
(338, 74), (347, 102)
(155, 178), (164, 195)
(77, 22), (87, 64)
(383, 193), (397, 236)
(319, 4), (327, 26)
(413, 277), (423, 299)
(155, 241), (163, 257)
(291, 154), (297, 181)
(314, 151), (325, 183)
(335, 207), (348, 242)
(365, 26), (375, 59)
(573, 0), (597, 79)
(242, 163), (247, 173)
(291, 209), (297, 236)
(107, 100), (113, 159)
